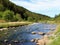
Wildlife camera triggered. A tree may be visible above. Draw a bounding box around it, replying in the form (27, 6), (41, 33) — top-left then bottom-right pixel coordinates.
(28, 17), (33, 21)
(3, 10), (14, 21)
(23, 13), (28, 20)
(15, 13), (23, 21)
(0, 12), (3, 19)
(0, 4), (5, 11)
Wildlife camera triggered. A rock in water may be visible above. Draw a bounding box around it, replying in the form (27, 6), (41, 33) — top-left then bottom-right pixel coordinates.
(30, 39), (35, 42)
(31, 32), (36, 34)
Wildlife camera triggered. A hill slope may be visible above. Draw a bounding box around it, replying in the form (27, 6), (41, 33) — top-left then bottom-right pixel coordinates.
(0, 0), (51, 22)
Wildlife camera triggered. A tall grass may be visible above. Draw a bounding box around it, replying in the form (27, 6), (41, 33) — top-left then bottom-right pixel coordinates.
(0, 22), (32, 28)
(47, 24), (60, 45)
(48, 36), (60, 45)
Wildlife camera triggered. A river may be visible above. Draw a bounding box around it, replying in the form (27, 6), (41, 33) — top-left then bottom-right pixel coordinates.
(0, 23), (56, 45)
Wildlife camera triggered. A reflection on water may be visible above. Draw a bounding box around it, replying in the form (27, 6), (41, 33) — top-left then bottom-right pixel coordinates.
(0, 23), (56, 45)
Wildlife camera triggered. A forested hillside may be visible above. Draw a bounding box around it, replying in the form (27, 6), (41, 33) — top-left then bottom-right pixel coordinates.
(0, 0), (51, 22)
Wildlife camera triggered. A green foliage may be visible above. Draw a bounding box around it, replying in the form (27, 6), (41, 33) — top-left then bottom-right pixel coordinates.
(15, 13), (23, 21)
(0, 12), (3, 19)
(54, 14), (60, 23)
(0, 0), (51, 22)
(28, 17), (34, 21)
(0, 4), (5, 11)
(3, 10), (14, 21)
(23, 13), (28, 20)
(55, 14), (60, 20)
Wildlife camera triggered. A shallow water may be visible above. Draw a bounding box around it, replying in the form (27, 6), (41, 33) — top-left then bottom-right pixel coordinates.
(0, 23), (56, 45)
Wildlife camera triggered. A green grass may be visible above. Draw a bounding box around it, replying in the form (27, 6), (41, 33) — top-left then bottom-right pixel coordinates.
(48, 36), (60, 45)
(48, 25), (60, 45)
(0, 22), (32, 28)
(54, 24), (60, 34)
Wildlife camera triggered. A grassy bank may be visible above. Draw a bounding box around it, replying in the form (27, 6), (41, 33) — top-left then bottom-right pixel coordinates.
(47, 24), (60, 45)
(48, 36), (60, 45)
(0, 22), (32, 28)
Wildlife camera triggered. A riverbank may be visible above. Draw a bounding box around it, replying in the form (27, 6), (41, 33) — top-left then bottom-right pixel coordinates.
(0, 22), (32, 30)
(32, 23), (58, 45)
(46, 24), (60, 45)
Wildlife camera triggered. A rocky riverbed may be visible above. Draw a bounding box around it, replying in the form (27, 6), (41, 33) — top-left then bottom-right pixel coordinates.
(0, 23), (56, 45)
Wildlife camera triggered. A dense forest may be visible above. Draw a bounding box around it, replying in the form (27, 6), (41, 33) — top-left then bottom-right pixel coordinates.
(0, 0), (51, 22)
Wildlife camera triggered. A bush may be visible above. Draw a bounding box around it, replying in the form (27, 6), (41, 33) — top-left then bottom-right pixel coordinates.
(15, 13), (23, 21)
(3, 10), (15, 21)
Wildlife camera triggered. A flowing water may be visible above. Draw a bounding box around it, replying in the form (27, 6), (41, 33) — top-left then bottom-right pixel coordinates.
(0, 23), (56, 45)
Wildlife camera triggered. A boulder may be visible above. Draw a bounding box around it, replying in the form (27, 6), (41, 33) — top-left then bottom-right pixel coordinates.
(13, 40), (19, 43)
(4, 39), (8, 42)
(30, 39), (35, 42)
(8, 44), (11, 45)
(35, 38), (39, 43)
(43, 35), (49, 44)
(0, 29), (3, 31)
(31, 32), (36, 34)
(3, 28), (8, 30)
(36, 39), (45, 45)
(14, 30), (17, 32)
(38, 32), (44, 35)
(36, 35), (49, 45)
